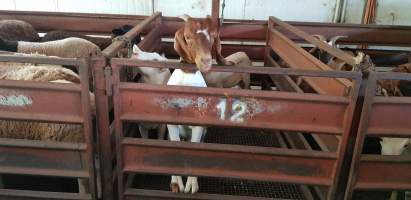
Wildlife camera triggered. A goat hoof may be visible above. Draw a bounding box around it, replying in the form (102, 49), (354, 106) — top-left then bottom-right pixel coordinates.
(170, 183), (180, 193)
(184, 176), (199, 194)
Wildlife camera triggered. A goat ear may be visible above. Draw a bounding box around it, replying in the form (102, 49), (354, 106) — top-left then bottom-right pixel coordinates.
(213, 34), (233, 66)
(174, 29), (192, 63)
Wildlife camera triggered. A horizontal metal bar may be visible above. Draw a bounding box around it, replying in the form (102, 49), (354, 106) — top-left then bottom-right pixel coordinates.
(122, 139), (337, 159)
(362, 154), (411, 163)
(355, 183), (411, 191)
(3, 10), (411, 47)
(0, 81), (84, 123)
(121, 139), (335, 186)
(373, 96), (411, 104)
(376, 72), (411, 81)
(0, 138), (86, 150)
(366, 128), (411, 137)
(161, 42), (268, 61)
(118, 83), (349, 134)
(0, 143), (89, 177)
(0, 54), (82, 66)
(367, 100), (411, 136)
(355, 158), (411, 190)
(0, 112), (84, 124)
(111, 59), (361, 79)
(0, 79), (81, 92)
(0, 10), (151, 34)
(124, 189), (278, 200)
(0, 189), (91, 200)
(0, 166), (89, 178)
(119, 82), (349, 103)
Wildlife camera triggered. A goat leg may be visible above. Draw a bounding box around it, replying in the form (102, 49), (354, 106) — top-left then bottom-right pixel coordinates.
(184, 126), (204, 194)
(167, 124), (185, 192)
(157, 124), (166, 140)
(78, 178), (89, 194)
(138, 125), (149, 139)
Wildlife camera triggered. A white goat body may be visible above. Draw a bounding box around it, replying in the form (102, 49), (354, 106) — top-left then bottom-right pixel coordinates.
(166, 68), (207, 194)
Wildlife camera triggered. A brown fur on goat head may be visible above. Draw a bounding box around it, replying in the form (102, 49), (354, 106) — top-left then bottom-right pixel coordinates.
(174, 15), (233, 72)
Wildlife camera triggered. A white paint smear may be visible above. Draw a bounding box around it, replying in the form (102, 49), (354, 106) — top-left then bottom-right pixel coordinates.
(155, 97), (208, 110)
(0, 94), (33, 107)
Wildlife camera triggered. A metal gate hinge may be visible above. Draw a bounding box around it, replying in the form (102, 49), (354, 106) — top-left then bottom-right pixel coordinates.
(104, 67), (113, 96)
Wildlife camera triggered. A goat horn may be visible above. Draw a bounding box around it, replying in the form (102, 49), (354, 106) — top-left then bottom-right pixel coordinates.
(178, 14), (191, 22)
(311, 34), (327, 43)
(329, 35), (348, 48)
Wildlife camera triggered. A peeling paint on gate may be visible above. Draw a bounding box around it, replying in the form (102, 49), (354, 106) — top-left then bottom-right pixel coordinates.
(0, 90), (32, 107)
(154, 97), (209, 110)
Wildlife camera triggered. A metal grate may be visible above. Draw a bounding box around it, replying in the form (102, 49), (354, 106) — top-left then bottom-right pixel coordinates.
(130, 127), (307, 199)
(204, 127), (282, 147)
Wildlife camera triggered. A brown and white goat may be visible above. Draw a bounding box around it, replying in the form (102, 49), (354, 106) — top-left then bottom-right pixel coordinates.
(175, 15), (252, 89)
(165, 14), (254, 194)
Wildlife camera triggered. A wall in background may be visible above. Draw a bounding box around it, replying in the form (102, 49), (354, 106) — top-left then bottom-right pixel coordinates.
(1, 0), (411, 25)
(221, 0), (337, 22)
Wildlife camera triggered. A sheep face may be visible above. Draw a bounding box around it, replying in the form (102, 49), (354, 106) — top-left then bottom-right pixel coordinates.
(380, 137), (410, 155)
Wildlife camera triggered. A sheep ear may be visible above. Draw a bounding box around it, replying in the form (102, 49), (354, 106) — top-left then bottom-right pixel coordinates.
(178, 14), (190, 22)
(133, 44), (140, 54)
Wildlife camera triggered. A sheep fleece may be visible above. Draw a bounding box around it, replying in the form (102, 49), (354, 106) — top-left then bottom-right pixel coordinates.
(18, 37), (102, 58)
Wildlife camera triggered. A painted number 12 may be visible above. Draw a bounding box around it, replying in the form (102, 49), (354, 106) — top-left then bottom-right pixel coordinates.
(217, 99), (247, 122)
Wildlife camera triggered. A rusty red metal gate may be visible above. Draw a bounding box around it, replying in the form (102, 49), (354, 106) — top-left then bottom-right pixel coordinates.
(0, 55), (96, 200)
(110, 56), (362, 199)
(345, 72), (411, 199)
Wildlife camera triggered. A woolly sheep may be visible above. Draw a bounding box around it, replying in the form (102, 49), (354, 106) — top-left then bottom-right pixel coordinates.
(0, 37), (101, 58)
(0, 55), (95, 193)
(0, 20), (40, 42)
(42, 24), (141, 50)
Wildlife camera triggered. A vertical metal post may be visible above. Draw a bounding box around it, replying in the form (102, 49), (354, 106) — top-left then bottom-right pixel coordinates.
(93, 57), (114, 200)
(212, 0), (220, 21)
(111, 63), (125, 200)
(344, 73), (377, 200)
(79, 58), (97, 200)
